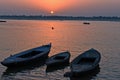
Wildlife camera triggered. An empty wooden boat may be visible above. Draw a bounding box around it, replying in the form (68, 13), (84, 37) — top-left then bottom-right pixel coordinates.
(46, 51), (70, 67)
(70, 48), (101, 76)
(1, 43), (51, 67)
(0, 20), (7, 22)
(83, 22), (90, 25)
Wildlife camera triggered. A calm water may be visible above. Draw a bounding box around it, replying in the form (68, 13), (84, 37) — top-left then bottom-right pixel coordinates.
(0, 20), (120, 80)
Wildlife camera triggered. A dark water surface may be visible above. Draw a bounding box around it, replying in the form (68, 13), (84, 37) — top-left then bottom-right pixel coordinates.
(0, 20), (120, 80)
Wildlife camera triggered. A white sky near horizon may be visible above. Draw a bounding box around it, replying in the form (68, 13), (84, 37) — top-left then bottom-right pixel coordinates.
(0, 0), (120, 16)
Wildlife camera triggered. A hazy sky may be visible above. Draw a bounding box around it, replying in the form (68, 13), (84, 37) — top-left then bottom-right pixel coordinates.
(0, 0), (120, 16)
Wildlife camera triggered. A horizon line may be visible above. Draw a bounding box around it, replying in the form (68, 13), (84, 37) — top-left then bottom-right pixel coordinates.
(0, 15), (120, 17)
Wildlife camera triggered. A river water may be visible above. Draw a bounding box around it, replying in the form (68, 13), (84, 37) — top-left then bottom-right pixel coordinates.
(0, 20), (120, 80)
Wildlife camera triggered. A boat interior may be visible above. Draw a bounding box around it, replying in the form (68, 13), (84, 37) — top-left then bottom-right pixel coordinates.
(18, 51), (43, 58)
(77, 57), (96, 64)
(54, 56), (66, 60)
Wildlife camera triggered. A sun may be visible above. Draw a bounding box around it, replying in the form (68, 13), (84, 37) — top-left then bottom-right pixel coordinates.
(50, 11), (54, 14)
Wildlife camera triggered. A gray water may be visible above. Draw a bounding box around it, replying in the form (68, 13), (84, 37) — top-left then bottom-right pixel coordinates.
(0, 20), (120, 80)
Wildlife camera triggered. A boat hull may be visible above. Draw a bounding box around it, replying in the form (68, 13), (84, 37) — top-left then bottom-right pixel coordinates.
(71, 65), (100, 76)
(47, 59), (70, 67)
(1, 43), (51, 67)
(46, 51), (70, 67)
(1, 52), (49, 67)
(70, 48), (101, 76)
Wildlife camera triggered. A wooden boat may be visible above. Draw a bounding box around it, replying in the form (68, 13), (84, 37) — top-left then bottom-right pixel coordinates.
(0, 20), (7, 22)
(70, 48), (101, 76)
(46, 51), (71, 67)
(1, 43), (51, 67)
(83, 22), (90, 25)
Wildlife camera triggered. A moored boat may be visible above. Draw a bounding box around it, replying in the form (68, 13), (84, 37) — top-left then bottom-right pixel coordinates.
(0, 20), (7, 22)
(1, 43), (51, 67)
(83, 22), (90, 25)
(70, 48), (101, 76)
(46, 51), (71, 67)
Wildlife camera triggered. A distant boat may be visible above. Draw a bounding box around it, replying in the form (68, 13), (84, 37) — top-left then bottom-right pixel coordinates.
(83, 22), (90, 25)
(46, 51), (71, 67)
(1, 43), (51, 67)
(0, 20), (7, 22)
(70, 48), (101, 76)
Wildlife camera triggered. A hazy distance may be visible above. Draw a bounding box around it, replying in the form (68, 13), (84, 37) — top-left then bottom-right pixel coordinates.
(0, 0), (120, 16)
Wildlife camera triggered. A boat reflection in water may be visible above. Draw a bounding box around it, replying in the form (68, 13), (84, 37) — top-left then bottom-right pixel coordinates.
(64, 65), (100, 80)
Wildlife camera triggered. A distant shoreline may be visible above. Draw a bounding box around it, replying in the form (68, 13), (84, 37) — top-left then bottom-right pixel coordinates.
(0, 15), (120, 21)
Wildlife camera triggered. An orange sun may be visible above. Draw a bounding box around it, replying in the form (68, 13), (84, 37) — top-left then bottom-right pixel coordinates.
(50, 11), (54, 14)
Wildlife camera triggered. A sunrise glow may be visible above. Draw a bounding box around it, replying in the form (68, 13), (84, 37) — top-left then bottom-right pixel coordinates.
(0, 0), (120, 16)
(32, 0), (77, 13)
(50, 11), (54, 14)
